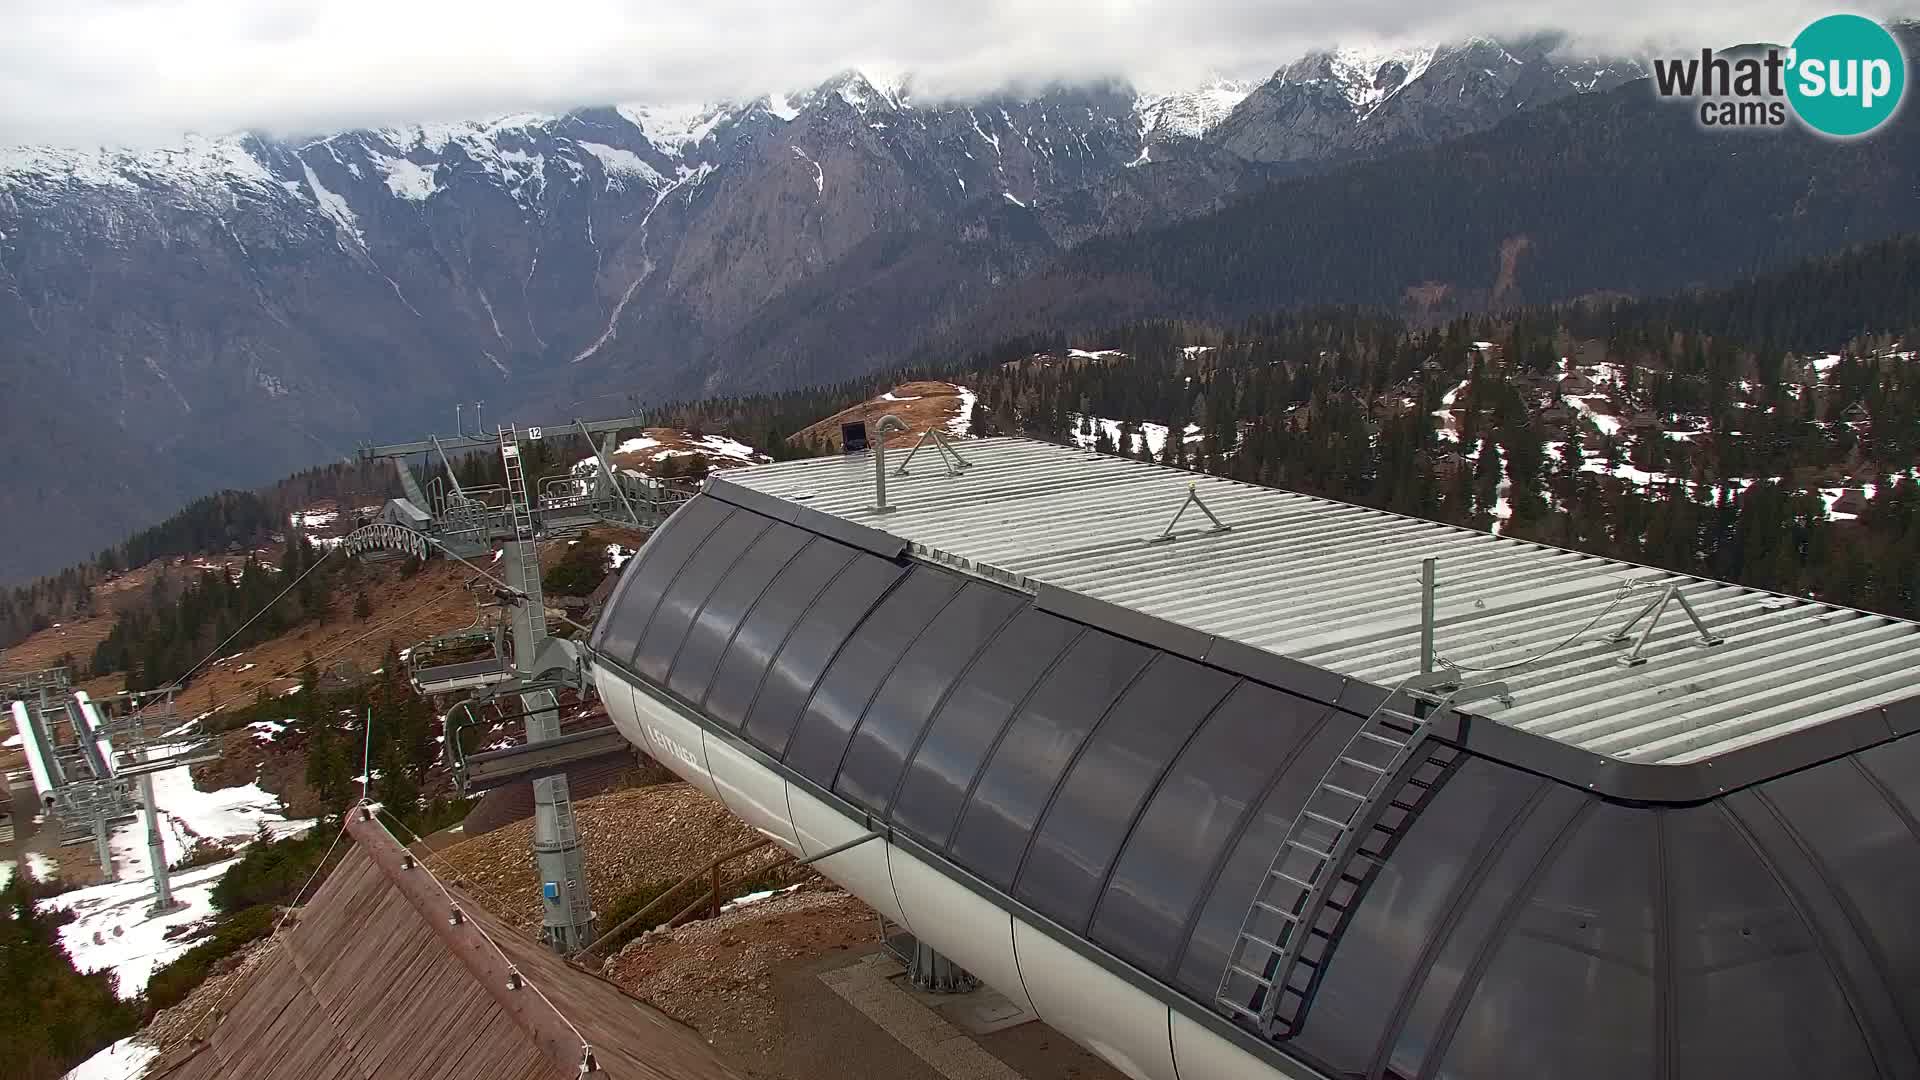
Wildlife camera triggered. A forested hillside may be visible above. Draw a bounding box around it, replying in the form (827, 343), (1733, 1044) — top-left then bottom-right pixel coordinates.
(7, 239), (1920, 679)
(921, 69), (1920, 354)
(951, 296), (1918, 619)
(0, 461), (397, 654)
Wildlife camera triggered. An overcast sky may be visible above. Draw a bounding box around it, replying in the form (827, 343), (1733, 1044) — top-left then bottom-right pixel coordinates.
(3, 0), (1915, 147)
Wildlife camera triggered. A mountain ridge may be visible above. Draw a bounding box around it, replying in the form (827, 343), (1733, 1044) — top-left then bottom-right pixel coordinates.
(0, 34), (1847, 583)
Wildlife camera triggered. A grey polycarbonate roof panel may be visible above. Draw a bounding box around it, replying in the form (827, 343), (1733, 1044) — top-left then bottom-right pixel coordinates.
(665, 522), (811, 705)
(950, 629), (1154, 890)
(1434, 801), (1659, 1080)
(784, 567), (962, 786)
(720, 438), (1920, 764)
(743, 553), (903, 758)
(889, 608), (1082, 849)
(1291, 758), (1551, 1075)
(1089, 681), (1332, 981)
(1014, 654), (1236, 934)
(1663, 803), (1879, 1078)
(1747, 758), (1920, 1044)
(597, 495), (730, 666)
(833, 582), (1025, 814)
(700, 538), (854, 731)
(634, 512), (771, 684)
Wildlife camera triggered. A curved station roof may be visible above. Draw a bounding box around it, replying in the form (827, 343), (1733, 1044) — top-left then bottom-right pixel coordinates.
(589, 437), (1920, 1080)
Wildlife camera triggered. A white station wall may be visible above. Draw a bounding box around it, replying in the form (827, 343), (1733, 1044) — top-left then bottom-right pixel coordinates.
(597, 665), (1301, 1080)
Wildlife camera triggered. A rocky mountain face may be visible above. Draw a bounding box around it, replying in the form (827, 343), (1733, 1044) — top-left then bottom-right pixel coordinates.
(1213, 38), (1641, 166)
(1, 42), (1639, 580)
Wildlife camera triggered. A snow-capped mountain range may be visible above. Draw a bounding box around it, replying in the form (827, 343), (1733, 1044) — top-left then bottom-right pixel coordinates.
(0, 39), (1638, 582)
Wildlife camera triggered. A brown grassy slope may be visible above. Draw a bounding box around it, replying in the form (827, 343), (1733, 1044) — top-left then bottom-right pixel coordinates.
(791, 381), (972, 452)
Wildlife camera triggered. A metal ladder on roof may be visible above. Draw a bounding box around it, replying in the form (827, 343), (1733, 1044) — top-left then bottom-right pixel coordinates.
(498, 425), (547, 651)
(1215, 671), (1506, 1039)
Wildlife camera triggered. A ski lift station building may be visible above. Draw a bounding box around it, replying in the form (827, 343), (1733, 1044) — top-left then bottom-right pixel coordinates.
(587, 437), (1920, 1080)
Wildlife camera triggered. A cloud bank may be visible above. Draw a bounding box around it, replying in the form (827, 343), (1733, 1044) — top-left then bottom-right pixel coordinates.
(3, 0), (1914, 146)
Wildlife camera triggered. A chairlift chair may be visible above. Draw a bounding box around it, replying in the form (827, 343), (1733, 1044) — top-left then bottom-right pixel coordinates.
(407, 590), (515, 697)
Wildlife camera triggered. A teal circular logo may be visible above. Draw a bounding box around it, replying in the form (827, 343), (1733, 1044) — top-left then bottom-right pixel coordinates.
(1787, 14), (1906, 137)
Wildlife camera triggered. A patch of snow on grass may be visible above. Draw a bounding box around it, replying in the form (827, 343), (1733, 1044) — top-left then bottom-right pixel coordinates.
(61, 1035), (156, 1080)
(124, 748), (312, 868)
(246, 721), (286, 742)
(878, 391), (922, 402)
(1068, 348), (1126, 361)
(41, 857), (240, 999)
(1069, 415), (1201, 458)
(692, 435), (769, 462)
(947, 386), (979, 438)
(1567, 396), (1622, 436)
(291, 509), (338, 529)
(27, 852), (57, 882)
(608, 544), (635, 570)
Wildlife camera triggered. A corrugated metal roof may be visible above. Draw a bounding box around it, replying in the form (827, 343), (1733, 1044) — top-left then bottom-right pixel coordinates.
(722, 437), (1920, 765)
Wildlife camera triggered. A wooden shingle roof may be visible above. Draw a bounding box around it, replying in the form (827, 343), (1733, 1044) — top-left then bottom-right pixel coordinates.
(151, 812), (741, 1080)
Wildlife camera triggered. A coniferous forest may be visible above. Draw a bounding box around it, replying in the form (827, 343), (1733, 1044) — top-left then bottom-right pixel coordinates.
(956, 310), (1918, 619)
(6, 238), (1920, 680)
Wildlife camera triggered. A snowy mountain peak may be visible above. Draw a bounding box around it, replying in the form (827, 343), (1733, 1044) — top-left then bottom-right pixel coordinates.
(1326, 47), (1438, 114)
(0, 134), (280, 194)
(816, 68), (912, 114)
(1136, 76), (1258, 142)
(1278, 45), (1439, 115)
(613, 102), (737, 156)
(374, 112), (555, 155)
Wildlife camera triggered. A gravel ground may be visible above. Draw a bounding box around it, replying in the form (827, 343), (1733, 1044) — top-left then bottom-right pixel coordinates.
(140, 936), (279, 1054)
(431, 781), (790, 933)
(605, 887), (881, 1058)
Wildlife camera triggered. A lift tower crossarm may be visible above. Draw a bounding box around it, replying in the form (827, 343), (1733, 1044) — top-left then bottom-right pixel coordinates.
(575, 419), (643, 527)
(429, 434), (468, 501)
(357, 416), (647, 461)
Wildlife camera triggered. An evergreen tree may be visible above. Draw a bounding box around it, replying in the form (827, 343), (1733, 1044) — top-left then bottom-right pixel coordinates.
(1473, 438), (1504, 530)
(0, 877), (139, 1079)
(374, 741), (420, 817)
(304, 726), (351, 809)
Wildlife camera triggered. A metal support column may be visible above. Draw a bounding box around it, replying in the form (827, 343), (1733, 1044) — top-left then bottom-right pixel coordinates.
(92, 810), (115, 882)
(1420, 558), (1437, 675)
(524, 688), (593, 951)
(140, 771), (184, 914)
(907, 941), (980, 994)
(500, 426), (595, 953)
